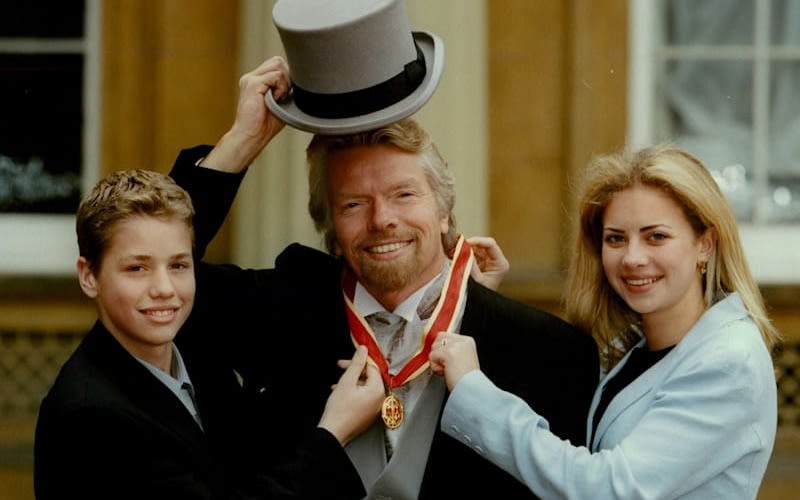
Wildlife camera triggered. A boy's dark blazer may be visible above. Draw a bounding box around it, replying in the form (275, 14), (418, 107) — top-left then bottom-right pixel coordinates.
(173, 146), (600, 499)
(34, 321), (365, 500)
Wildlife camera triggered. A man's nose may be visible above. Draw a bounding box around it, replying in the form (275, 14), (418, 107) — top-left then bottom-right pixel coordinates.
(369, 198), (398, 230)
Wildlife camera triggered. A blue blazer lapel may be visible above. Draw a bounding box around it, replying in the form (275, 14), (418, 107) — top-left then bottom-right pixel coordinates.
(589, 337), (658, 451)
(590, 350), (655, 451)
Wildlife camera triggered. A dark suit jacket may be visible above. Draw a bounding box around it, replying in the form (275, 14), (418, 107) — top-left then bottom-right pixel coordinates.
(172, 146), (600, 499)
(34, 321), (365, 500)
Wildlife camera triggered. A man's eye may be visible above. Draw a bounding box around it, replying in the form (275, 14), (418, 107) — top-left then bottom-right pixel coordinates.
(340, 201), (363, 211)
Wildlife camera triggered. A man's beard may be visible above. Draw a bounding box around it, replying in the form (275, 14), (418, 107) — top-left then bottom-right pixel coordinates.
(358, 251), (423, 294)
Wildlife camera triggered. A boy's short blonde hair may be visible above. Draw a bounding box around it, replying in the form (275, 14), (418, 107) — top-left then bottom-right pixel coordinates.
(76, 169), (194, 272)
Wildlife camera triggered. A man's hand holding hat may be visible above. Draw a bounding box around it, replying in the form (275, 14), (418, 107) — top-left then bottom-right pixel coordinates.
(201, 56), (291, 173)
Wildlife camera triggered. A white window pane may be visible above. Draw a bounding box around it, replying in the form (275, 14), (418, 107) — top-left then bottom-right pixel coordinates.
(667, 0), (754, 45)
(664, 59), (756, 222)
(771, 0), (800, 45)
(768, 62), (800, 223)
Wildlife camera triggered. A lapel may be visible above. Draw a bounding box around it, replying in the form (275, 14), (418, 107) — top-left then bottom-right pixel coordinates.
(457, 279), (481, 332)
(589, 338), (654, 450)
(85, 323), (209, 457)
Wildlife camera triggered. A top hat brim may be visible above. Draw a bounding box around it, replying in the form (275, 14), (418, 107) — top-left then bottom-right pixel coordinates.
(266, 31), (443, 135)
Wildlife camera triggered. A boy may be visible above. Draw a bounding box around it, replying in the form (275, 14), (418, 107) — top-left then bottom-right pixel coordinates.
(34, 169), (382, 500)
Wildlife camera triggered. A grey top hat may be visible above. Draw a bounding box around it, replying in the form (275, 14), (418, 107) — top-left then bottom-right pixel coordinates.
(266, 0), (444, 135)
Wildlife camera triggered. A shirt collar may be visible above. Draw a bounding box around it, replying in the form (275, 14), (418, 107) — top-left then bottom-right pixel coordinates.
(135, 343), (192, 390)
(353, 272), (443, 323)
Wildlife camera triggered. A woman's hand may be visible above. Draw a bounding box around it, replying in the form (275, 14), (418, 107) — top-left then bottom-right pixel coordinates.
(429, 332), (480, 392)
(468, 236), (509, 291)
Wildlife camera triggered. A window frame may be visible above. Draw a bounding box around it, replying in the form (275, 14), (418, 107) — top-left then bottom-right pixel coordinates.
(627, 0), (800, 285)
(0, 0), (100, 276)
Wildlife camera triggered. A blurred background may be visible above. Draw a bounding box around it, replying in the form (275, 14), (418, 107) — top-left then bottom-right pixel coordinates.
(1, 1), (798, 498)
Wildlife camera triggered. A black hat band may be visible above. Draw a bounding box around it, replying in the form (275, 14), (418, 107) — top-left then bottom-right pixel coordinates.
(292, 42), (426, 120)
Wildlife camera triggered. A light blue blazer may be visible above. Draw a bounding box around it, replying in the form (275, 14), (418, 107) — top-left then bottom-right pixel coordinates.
(442, 293), (777, 499)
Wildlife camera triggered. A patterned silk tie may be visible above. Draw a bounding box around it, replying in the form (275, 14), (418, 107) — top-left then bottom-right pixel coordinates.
(365, 311), (408, 371)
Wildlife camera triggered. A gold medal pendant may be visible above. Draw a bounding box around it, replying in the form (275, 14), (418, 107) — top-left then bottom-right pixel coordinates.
(381, 392), (404, 429)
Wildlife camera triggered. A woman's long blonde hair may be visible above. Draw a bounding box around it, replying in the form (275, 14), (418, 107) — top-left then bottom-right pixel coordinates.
(564, 144), (780, 370)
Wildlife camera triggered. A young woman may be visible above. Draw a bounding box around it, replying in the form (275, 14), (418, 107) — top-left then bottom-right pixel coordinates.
(430, 144), (780, 499)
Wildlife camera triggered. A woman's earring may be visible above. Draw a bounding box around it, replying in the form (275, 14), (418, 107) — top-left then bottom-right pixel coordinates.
(698, 261), (708, 275)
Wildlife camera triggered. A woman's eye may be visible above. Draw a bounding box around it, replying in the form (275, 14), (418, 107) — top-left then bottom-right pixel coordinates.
(649, 232), (668, 242)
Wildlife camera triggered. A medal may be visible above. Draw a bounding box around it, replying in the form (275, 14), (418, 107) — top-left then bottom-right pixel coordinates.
(381, 392), (404, 429)
(343, 234), (473, 429)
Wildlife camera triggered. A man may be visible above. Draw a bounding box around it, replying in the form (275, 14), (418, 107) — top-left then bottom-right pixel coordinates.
(171, 70), (598, 500)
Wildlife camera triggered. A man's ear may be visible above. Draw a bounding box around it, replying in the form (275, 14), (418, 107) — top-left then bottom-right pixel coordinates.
(439, 213), (449, 236)
(76, 257), (99, 299)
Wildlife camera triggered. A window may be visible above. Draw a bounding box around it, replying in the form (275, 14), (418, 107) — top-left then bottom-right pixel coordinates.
(0, 1), (99, 275)
(628, 0), (800, 284)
